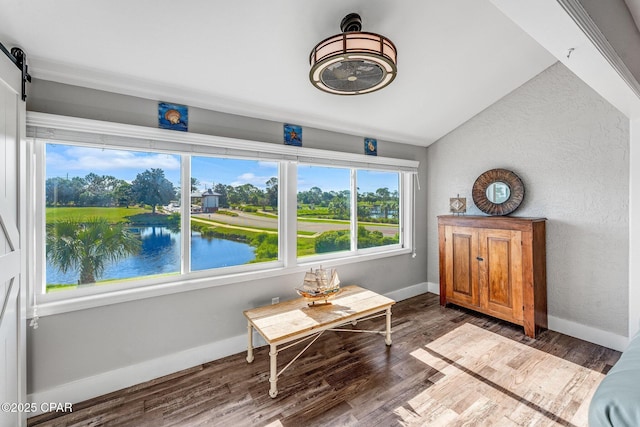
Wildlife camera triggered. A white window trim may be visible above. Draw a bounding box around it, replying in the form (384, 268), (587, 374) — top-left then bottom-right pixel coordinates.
(26, 112), (419, 317)
(27, 112), (420, 171)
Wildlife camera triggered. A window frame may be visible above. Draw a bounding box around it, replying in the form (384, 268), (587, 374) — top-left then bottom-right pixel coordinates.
(295, 163), (405, 260)
(26, 112), (419, 316)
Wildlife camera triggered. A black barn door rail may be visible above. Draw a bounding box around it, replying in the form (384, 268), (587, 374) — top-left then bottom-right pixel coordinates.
(0, 41), (31, 101)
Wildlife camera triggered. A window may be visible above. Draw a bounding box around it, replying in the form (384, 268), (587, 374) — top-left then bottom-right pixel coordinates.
(28, 113), (418, 310)
(297, 165), (351, 257)
(44, 143), (181, 292)
(190, 156), (279, 270)
(356, 170), (400, 250)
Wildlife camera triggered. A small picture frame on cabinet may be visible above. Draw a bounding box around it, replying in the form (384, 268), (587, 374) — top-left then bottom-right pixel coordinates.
(449, 195), (466, 215)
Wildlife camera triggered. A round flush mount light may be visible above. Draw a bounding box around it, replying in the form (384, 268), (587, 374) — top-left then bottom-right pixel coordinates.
(309, 13), (397, 95)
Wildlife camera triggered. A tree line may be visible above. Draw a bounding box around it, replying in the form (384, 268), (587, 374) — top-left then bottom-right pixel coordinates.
(47, 169), (399, 220)
(46, 169), (175, 213)
(296, 186), (399, 221)
(205, 177), (278, 211)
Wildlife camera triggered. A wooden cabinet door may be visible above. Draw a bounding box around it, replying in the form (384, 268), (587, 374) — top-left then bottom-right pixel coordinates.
(444, 226), (479, 307)
(478, 228), (523, 323)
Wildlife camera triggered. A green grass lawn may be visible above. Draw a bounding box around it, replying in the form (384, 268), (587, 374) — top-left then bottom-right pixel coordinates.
(359, 221), (399, 228)
(193, 217), (279, 234)
(46, 206), (151, 224)
(252, 211), (278, 218)
(297, 217), (350, 225)
(297, 237), (316, 257)
(46, 271), (180, 292)
(216, 210), (239, 217)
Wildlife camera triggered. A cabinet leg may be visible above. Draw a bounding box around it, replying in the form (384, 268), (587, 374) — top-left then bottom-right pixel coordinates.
(524, 323), (536, 339)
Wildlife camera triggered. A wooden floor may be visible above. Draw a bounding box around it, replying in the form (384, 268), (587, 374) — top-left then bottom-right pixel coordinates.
(28, 293), (621, 427)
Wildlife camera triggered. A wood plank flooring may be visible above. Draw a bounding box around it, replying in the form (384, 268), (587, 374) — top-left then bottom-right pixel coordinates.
(28, 293), (621, 426)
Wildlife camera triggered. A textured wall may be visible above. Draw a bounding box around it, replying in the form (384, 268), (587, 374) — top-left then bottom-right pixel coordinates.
(26, 80), (428, 394)
(426, 62), (629, 336)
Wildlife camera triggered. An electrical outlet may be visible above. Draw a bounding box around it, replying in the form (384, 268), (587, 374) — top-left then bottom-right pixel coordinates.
(272, 297), (279, 305)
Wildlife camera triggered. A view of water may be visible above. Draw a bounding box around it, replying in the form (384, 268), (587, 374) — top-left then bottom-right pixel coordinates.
(46, 226), (256, 285)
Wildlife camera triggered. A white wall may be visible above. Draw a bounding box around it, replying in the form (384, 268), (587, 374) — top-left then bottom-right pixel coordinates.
(630, 118), (640, 338)
(426, 62), (629, 344)
(25, 80), (429, 401)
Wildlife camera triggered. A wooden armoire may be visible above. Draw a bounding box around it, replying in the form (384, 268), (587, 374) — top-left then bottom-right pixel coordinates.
(438, 215), (547, 338)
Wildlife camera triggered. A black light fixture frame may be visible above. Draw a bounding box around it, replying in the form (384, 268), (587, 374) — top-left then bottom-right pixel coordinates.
(309, 13), (397, 95)
(0, 42), (31, 101)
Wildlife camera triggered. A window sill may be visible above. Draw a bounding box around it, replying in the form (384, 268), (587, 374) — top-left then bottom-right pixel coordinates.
(31, 247), (413, 317)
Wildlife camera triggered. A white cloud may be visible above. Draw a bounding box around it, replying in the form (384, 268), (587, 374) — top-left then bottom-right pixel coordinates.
(258, 161), (278, 169)
(231, 172), (272, 188)
(47, 146), (180, 172)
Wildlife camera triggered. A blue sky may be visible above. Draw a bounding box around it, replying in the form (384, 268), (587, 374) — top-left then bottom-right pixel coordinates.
(46, 144), (398, 193)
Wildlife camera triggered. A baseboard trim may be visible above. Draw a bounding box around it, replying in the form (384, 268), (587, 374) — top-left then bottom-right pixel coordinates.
(426, 281), (440, 294)
(548, 315), (628, 352)
(27, 282), (430, 415)
(385, 282), (429, 301)
(424, 282), (626, 351)
(27, 333), (248, 416)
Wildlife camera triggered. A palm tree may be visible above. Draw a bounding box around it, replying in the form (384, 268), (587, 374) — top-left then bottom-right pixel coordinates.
(46, 217), (141, 284)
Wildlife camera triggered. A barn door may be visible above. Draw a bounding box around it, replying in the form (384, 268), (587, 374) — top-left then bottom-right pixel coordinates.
(0, 46), (27, 427)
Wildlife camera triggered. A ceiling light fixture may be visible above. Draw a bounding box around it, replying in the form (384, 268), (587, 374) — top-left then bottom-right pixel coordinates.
(309, 13), (397, 95)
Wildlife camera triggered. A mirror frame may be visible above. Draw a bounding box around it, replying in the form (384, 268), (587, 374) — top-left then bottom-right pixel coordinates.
(472, 168), (524, 216)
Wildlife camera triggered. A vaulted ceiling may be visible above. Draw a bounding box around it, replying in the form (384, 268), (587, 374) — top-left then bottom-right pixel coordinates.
(625, 0), (640, 29)
(0, 0), (558, 146)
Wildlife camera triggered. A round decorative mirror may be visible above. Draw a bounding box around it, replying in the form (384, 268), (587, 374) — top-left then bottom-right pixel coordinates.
(472, 169), (524, 216)
(485, 182), (510, 204)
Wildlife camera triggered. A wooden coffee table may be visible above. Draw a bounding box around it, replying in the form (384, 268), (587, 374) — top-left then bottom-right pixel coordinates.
(243, 285), (395, 397)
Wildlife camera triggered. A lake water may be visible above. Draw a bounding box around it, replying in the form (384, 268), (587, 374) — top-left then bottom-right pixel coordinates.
(46, 226), (256, 285)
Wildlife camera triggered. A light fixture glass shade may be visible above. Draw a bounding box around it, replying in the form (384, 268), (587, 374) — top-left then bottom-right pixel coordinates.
(309, 31), (397, 95)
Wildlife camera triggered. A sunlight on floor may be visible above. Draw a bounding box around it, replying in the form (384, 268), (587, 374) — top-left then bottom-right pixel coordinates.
(403, 324), (604, 426)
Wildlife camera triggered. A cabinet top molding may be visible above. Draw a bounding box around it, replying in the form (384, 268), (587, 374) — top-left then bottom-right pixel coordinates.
(437, 215), (546, 231)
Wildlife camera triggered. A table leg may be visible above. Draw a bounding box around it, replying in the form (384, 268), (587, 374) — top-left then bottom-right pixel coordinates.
(269, 343), (278, 398)
(385, 306), (392, 346)
(246, 321), (254, 363)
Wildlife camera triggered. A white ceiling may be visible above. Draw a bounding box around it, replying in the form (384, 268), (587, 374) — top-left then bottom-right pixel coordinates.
(0, 0), (556, 147)
(625, 0), (640, 30)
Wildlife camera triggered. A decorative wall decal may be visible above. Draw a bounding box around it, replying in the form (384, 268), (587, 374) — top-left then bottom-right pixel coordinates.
(284, 124), (302, 146)
(159, 102), (188, 132)
(364, 137), (377, 156)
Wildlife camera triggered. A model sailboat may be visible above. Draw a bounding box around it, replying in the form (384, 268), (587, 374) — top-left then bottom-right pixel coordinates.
(296, 266), (341, 306)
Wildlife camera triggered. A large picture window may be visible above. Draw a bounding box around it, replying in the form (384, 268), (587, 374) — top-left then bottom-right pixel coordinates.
(45, 144), (181, 292)
(297, 165), (351, 257)
(29, 113), (418, 310)
(356, 170), (400, 250)
(190, 156), (279, 270)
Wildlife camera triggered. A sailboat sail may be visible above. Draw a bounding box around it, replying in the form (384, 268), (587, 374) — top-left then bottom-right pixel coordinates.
(296, 266), (341, 302)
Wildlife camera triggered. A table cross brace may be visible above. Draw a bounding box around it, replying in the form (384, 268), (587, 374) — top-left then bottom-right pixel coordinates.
(277, 330), (325, 378)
